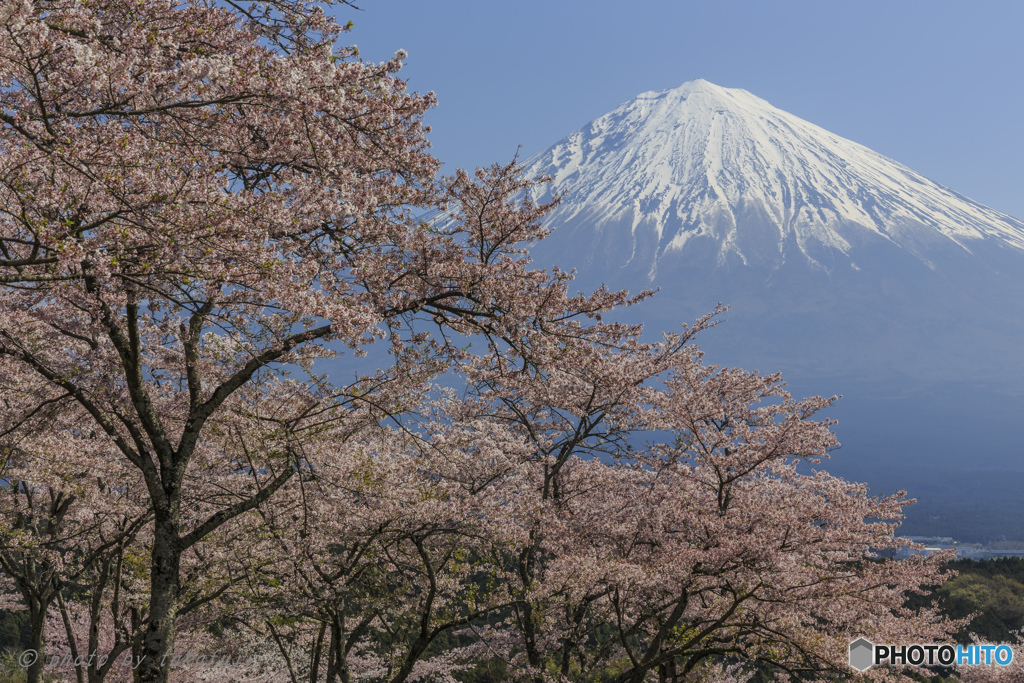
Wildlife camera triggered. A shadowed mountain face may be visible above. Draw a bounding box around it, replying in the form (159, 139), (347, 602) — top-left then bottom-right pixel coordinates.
(521, 80), (1024, 541)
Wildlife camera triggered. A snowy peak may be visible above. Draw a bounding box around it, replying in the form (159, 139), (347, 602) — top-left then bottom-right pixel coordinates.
(524, 80), (1024, 278)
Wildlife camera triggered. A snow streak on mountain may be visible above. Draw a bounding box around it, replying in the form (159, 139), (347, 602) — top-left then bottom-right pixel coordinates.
(522, 79), (1024, 281)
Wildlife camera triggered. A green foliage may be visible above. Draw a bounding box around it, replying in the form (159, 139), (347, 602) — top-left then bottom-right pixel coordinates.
(0, 652), (26, 683)
(0, 612), (28, 655)
(939, 558), (1024, 643)
(906, 557), (1024, 646)
(0, 652), (63, 683)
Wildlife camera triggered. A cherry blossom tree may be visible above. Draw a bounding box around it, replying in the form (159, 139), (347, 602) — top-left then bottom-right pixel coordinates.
(0, 357), (151, 683)
(45, 522), (295, 683)
(0, 2), (623, 681)
(398, 341), (964, 682)
(205, 328), (965, 683)
(219, 424), (521, 683)
(956, 631), (1023, 683)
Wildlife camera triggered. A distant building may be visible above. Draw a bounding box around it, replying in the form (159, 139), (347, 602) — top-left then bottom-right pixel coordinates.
(905, 536), (954, 545)
(898, 536), (972, 560)
(897, 536), (1024, 561)
(957, 548), (1024, 561)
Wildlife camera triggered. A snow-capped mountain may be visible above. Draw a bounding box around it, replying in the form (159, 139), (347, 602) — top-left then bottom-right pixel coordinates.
(523, 79), (1024, 282)
(521, 80), (1024, 388)
(519, 80), (1024, 540)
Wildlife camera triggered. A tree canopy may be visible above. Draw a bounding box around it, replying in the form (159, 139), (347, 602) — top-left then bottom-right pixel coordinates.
(0, 1), (974, 682)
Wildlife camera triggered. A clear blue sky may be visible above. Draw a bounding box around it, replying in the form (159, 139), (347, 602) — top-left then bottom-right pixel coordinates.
(343, 0), (1024, 220)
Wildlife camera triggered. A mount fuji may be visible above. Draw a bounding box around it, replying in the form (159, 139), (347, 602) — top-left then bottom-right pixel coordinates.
(523, 79), (1024, 277)
(522, 79), (1024, 380)
(520, 80), (1024, 540)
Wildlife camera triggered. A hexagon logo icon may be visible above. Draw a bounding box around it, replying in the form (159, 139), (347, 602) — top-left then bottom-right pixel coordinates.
(849, 638), (875, 672)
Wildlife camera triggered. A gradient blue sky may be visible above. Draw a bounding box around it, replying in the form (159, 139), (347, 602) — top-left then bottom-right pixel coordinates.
(344, 0), (1024, 220)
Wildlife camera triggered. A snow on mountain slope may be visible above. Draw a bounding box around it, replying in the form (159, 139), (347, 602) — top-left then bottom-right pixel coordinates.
(522, 79), (1024, 281)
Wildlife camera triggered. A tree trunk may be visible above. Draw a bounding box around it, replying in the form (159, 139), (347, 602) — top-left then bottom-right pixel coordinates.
(26, 598), (47, 683)
(137, 518), (181, 683)
(131, 607), (144, 683)
(324, 621), (338, 683)
(309, 622), (326, 683)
